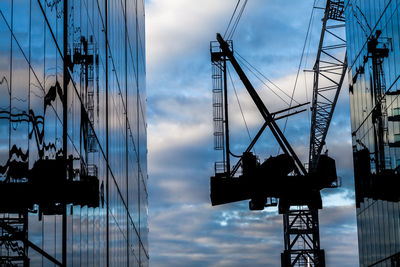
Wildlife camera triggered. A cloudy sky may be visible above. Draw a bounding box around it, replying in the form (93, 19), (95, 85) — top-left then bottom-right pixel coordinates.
(145, 0), (359, 266)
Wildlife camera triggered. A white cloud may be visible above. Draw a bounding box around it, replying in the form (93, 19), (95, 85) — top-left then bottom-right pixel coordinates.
(146, 0), (239, 71)
(149, 202), (358, 267)
(322, 189), (355, 207)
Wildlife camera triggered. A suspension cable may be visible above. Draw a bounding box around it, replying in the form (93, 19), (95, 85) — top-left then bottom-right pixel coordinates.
(227, 0), (248, 39)
(227, 66), (253, 145)
(236, 56), (295, 106)
(282, 0), (318, 134)
(235, 51), (301, 106)
(303, 2), (318, 123)
(223, 0), (241, 39)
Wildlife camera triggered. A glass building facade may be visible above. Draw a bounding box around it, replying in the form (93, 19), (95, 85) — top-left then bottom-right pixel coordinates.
(346, 0), (400, 266)
(0, 0), (148, 266)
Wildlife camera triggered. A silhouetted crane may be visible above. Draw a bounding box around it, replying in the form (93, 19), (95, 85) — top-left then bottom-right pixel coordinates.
(209, 1), (347, 266)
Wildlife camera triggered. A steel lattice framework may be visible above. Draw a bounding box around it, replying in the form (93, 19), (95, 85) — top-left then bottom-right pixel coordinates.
(282, 209), (322, 267)
(309, 0), (347, 172)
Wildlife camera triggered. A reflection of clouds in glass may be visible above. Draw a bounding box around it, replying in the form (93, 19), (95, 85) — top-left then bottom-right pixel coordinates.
(346, 2), (400, 266)
(0, 0), (148, 264)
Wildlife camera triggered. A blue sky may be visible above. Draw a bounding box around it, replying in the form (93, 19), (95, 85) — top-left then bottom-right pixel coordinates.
(145, 0), (359, 266)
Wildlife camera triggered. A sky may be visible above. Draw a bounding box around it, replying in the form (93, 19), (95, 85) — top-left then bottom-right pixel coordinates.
(145, 0), (359, 266)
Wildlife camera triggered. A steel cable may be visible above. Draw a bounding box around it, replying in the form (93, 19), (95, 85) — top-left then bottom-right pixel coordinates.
(223, 0), (241, 39)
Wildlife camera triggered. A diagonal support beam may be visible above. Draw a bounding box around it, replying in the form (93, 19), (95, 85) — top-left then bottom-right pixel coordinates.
(216, 33), (307, 176)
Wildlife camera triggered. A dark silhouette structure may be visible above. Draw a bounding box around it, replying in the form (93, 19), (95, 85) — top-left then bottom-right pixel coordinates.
(209, 31), (340, 267)
(209, 1), (347, 266)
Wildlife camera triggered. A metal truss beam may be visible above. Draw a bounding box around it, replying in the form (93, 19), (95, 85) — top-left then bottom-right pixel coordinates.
(309, 0), (347, 172)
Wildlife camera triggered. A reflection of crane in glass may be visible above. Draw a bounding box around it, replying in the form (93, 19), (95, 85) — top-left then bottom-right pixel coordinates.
(347, 3), (391, 173)
(0, 35), (101, 266)
(71, 34), (99, 178)
(209, 1), (346, 266)
(351, 31), (398, 209)
(367, 31), (390, 173)
(0, 75), (62, 266)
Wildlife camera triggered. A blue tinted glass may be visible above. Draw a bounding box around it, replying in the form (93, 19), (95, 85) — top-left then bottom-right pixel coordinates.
(0, 0), (147, 265)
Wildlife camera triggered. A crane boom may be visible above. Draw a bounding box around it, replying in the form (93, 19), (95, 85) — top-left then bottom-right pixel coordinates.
(309, 0), (347, 172)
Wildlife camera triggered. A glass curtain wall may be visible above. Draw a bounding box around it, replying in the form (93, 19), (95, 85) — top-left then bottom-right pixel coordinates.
(0, 0), (148, 266)
(345, 0), (400, 266)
